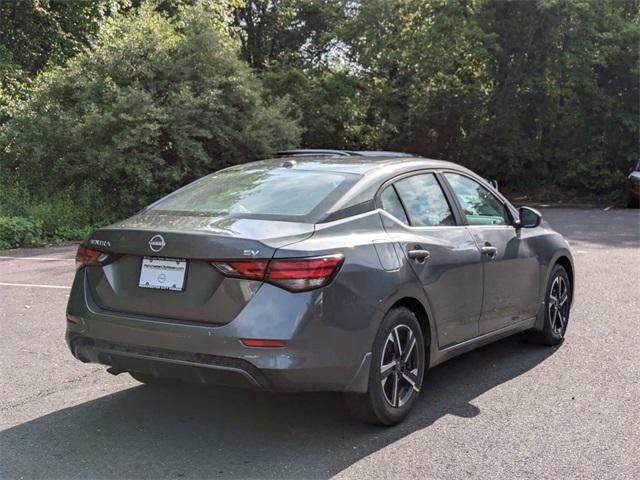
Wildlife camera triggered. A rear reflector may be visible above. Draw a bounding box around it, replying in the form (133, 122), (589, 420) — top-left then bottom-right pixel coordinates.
(66, 314), (80, 324)
(212, 254), (344, 292)
(75, 246), (110, 271)
(241, 339), (286, 348)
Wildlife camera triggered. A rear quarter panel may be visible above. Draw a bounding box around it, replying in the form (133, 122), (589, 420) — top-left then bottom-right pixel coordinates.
(273, 211), (431, 372)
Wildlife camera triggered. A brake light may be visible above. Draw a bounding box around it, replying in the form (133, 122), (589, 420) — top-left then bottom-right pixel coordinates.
(75, 246), (110, 271)
(267, 256), (344, 291)
(211, 260), (268, 280)
(211, 254), (344, 292)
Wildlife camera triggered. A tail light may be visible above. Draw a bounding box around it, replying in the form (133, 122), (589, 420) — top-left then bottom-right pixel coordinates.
(211, 254), (344, 292)
(211, 260), (269, 280)
(267, 257), (344, 291)
(75, 246), (111, 271)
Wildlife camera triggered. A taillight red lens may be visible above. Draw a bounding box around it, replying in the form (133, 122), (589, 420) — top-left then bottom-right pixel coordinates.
(267, 256), (344, 291)
(75, 246), (108, 271)
(211, 260), (268, 280)
(212, 255), (344, 292)
(268, 258), (342, 279)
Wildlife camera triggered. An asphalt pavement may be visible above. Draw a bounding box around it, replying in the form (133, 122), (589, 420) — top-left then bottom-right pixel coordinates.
(1, 208), (639, 479)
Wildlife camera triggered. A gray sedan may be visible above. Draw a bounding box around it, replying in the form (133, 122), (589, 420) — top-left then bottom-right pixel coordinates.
(66, 153), (574, 425)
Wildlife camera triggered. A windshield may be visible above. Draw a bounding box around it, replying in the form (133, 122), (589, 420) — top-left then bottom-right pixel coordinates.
(147, 168), (358, 222)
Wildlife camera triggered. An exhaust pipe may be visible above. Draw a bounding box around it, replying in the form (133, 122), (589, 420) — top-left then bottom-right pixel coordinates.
(106, 366), (124, 376)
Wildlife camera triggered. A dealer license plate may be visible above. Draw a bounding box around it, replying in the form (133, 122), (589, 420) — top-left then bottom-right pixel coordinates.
(138, 256), (187, 292)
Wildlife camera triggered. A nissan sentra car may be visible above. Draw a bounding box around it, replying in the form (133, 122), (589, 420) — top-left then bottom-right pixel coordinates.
(66, 152), (574, 425)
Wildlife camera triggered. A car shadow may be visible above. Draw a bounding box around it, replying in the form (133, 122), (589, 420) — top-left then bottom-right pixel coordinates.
(1, 335), (559, 479)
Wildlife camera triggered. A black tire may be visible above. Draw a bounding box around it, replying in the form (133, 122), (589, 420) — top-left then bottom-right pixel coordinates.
(527, 264), (572, 346)
(344, 306), (427, 426)
(129, 371), (173, 385)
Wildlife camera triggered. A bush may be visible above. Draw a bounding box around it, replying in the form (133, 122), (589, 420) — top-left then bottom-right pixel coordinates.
(0, 216), (43, 249)
(0, 182), (100, 250)
(0, 3), (300, 221)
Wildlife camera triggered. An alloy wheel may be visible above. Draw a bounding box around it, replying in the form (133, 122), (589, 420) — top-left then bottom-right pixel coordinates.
(548, 275), (570, 335)
(380, 324), (420, 408)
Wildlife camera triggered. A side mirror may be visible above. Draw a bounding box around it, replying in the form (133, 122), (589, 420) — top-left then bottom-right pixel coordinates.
(518, 206), (542, 228)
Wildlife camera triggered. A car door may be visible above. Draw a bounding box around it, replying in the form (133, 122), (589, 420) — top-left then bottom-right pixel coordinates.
(442, 172), (540, 334)
(378, 172), (483, 349)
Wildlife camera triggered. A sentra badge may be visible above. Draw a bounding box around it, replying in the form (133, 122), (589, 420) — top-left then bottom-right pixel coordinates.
(89, 239), (111, 248)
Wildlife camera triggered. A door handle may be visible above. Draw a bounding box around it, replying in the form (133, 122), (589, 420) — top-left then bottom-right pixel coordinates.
(480, 245), (498, 257)
(408, 249), (431, 261)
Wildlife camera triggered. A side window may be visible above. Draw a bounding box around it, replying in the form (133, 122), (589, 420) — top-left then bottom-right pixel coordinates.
(444, 173), (509, 226)
(393, 174), (455, 227)
(380, 186), (409, 224)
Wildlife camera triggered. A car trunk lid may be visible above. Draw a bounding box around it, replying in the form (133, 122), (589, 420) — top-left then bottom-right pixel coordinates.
(83, 213), (314, 324)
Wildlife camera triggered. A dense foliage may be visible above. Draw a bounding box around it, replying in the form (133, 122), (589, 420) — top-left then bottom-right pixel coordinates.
(1, 2), (299, 225)
(239, 0), (639, 194)
(0, 0), (638, 247)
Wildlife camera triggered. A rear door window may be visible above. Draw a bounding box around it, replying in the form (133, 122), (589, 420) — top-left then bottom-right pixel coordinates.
(393, 174), (455, 227)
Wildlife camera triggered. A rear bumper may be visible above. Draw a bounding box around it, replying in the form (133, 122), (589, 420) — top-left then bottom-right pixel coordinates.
(68, 336), (272, 389)
(66, 270), (378, 393)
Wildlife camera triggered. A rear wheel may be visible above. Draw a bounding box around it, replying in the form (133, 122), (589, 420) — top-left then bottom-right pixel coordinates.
(344, 306), (426, 425)
(528, 264), (572, 345)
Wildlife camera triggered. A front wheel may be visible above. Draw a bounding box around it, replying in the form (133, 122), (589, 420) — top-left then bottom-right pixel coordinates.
(344, 306), (426, 425)
(528, 264), (572, 345)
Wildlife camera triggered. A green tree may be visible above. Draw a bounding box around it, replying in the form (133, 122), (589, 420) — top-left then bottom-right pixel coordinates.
(344, 0), (496, 159)
(1, 3), (300, 219)
(0, 0), (126, 75)
(233, 0), (349, 71)
(340, 0), (638, 196)
(0, 0), (129, 124)
(474, 0), (639, 191)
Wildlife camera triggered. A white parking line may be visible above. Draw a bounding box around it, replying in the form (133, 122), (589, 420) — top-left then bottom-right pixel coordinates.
(0, 256), (75, 261)
(0, 282), (70, 289)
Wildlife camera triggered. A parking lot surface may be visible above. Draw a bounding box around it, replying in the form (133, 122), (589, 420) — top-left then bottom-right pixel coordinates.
(1, 208), (639, 479)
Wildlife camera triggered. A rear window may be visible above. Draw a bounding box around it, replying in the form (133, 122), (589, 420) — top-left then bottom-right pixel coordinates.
(147, 168), (358, 221)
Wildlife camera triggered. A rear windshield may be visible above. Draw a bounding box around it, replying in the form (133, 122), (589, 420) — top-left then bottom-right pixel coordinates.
(147, 168), (358, 222)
